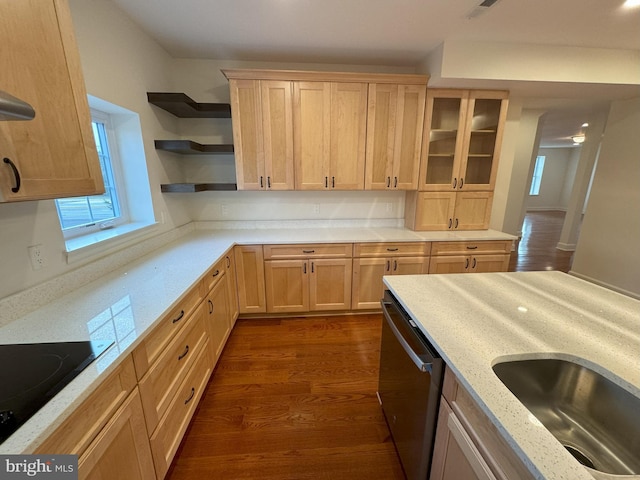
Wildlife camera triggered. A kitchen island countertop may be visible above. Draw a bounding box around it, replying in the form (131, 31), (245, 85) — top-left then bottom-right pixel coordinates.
(383, 271), (640, 480)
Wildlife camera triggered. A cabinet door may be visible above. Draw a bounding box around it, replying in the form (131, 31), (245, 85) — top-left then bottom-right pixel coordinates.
(453, 191), (494, 230)
(0, 0), (103, 202)
(406, 191), (457, 231)
(234, 245), (266, 314)
(429, 255), (469, 274)
(229, 79), (265, 190)
(294, 82), (331, 190)
(392, 84), (426, 190)
(459, 91), (508, 191)
(330, 82), (367, 190)
(224, 250), (239, 325)
(261, 80), (294, 190)
(471, 254), (511, 273)
(351, 257), (388, 310)
(78, 388), (155, 480)
(419, 90), (468, 192)
(430, 401), (498, 480)
(264, 259), (309, 313)
(309, 258), (353, 311)
(365, 84), (396, 190)
(206, 271), (231, 361)
(391, 256), (429, 275)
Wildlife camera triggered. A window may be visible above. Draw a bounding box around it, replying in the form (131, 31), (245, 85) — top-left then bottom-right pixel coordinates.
(529, 155), (546, 196)
(55, 110), (126, 234)
(56, 95), (156, 262)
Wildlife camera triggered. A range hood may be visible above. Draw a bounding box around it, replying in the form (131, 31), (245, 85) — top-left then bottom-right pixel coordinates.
(0, 90), (35, 121)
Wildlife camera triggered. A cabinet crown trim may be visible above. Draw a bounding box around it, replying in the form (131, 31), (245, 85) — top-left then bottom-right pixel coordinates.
(222, 68), (429, 85)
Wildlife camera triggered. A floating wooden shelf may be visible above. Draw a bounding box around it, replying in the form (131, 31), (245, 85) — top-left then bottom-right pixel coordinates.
(154, 140), (234, 155)
(160, 183), (238, 193)
(147, 92), (231, 118)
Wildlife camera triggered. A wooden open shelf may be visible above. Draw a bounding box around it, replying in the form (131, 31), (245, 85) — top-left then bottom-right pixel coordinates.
(154, 140), (234, 155)
(147, 92), (231, 118)
(160, 183), (238, 193)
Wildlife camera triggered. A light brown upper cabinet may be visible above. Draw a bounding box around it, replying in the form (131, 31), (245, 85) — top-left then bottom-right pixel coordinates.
(405, 191), (494, 231)
(224, 70), (429, 192)
(365, 84), (426, 190)
(419, 90), (508, 192)
(228, 79), (294, 190)
(0, 0), (104, 202)
(293, 82), (368, 190)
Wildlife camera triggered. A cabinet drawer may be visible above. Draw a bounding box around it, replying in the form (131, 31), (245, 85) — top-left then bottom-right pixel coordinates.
(354, 242), (431, 257)
(263, 243), (352, 259)
(132, 284), (204, 379)
(138, 304), (208, 434)
(203, 256), (226, 293)
(150, 338), (214, 479)
(35, 355), (137, 456)
(431, 241), (512, 256)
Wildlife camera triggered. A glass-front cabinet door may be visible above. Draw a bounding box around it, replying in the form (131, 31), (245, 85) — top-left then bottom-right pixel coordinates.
(459, 91), (509, 191)
(419, 90), (467, 191)
(420, 90), (508, 192)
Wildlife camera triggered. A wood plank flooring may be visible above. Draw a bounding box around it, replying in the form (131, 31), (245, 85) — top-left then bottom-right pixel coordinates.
(509, 210), (575, 272)
(166, 315), (405, 480)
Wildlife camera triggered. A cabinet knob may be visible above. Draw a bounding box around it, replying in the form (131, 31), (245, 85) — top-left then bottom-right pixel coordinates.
(3, 158), (21, 193)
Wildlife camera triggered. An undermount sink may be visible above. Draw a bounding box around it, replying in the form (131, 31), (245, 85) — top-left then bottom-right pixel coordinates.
(492, 358), (640, 477)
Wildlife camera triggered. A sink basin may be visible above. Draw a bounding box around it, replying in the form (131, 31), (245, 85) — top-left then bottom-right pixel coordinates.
(492, 358), (640, 476)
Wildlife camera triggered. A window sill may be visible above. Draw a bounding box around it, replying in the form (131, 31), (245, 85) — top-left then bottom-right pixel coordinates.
(65, 221), (159, 265)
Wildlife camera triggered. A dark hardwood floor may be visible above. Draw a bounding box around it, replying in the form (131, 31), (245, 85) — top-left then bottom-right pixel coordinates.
(509, 210), (575, 272)
(166, 314), (405, 480)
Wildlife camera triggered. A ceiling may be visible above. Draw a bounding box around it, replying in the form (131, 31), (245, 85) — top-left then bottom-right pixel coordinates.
(110, 0), (640, 147)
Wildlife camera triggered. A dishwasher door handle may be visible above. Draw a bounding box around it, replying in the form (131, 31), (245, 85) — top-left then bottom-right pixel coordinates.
(382, 301), (433, 373)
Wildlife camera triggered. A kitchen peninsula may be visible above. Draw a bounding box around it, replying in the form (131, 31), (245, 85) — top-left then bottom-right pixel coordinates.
(383, 271), (640, 480)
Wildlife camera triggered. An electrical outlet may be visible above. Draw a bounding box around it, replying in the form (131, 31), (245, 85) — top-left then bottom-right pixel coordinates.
(385, 203), (393, 213)
(28, 244), (46, 271)
(221, 204), (229, 217)
(313, 204), (320, 215)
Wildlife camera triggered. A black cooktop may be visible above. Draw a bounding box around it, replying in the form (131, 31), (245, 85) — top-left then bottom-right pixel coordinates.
(0, 340), (112, 445)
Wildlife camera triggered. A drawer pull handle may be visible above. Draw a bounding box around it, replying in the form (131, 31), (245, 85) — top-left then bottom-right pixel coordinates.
(184, 387), (195, 405)
(178, 345), (189, 360)
(448, 218), (452, 229)
(3, 158), (21, 193)
(472, 258), (477, 269)
(454, 218), (459, 229)
(394, 176), (398, 188)
(466, 246), (478, 250)
(260, 176), (264, 188)
(465, 258), (470, 269)
(208, 299), (213, 314)
(386, 248), (399, 252)
(452, 178), (457, 189)
(302, 250), (315, 254)
(226, 256), (231, 268)
(393, 260), (397, 271)
(386, 176), (390, 188)
(459, 177), (464, 189)
(172, 310), (185, 324)
(212, 269), (220, 277)
(386, 260), (390, 272)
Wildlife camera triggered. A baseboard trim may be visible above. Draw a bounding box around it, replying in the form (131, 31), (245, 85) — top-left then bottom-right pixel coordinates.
(569, 271), (640, 300)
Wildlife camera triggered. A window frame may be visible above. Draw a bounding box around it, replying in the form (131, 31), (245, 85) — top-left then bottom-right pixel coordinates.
(55, 108), (129, 239)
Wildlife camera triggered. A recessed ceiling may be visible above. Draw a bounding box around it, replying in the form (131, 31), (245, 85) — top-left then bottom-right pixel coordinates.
(109, 0), (640, 147)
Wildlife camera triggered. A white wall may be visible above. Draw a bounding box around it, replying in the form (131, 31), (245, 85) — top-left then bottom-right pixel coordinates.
(571, 98), (640, 297)
(0, 0), (179, 300)
(526, 147), (576, 211)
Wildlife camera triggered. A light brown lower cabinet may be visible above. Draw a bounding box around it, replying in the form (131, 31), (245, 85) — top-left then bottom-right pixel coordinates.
(78, 388), (156, 480)
(264, 257), (352, 313)
(352, 242), (430, 310)
(234, 245), (267, 314)
(205, 267), (232, 361)
(149, 339), (213, 479)
(429, 241), (511, 274)
(431, 368), (535, 480)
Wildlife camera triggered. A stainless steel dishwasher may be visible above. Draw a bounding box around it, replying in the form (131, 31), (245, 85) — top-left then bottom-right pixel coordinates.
(378, 290), (444, 480)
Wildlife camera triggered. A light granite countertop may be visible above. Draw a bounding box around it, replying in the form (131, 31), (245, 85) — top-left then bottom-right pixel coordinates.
(0, 225), (514, 454)
(383, 271), (640, 480)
